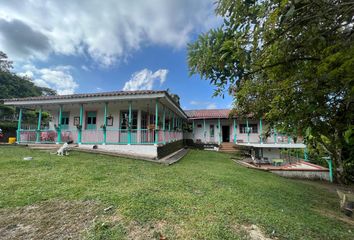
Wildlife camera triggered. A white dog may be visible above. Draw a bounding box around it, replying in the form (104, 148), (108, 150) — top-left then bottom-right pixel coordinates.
(51, 142), (69, 156)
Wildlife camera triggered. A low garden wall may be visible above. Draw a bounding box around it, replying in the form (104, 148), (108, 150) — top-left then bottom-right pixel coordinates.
(157, 140), (185, 159)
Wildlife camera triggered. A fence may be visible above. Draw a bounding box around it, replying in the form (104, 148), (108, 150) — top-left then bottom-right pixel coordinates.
(17, 129), (183, 145)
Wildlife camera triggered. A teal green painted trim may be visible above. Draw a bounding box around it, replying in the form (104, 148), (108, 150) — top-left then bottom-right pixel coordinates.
(218, 118), (221, 144)
(287, 135), (291, 144)
(103, 102), (108, 144)
(174, 113), (176, 140)
(128, 101), (132, 144)
(233, 118), (237, 143)
(203, 119), (206, 142)
(155, 99), (158, 144)
(16, 108), (23, 143)
(304, 147), (308, 161)
(259, 118), (263, 144)
(36, 108), (42, 142)
(274, 128), (277, 143)
(57, 105), (63, 143)
(172, 112), (175, 131)
(246, 118), (250, 144)
(325, 158), (333, 182)
(78, 104), (83, 144)
(168, 110), (172, 142)
(162, 106), (166, 144)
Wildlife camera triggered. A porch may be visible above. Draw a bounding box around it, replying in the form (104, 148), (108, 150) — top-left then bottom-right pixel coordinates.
(17, 128), (183, 145)
(5, 90), (186, 146)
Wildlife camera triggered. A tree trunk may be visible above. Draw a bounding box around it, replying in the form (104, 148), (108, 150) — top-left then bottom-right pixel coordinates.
(332, 148), (344, 184)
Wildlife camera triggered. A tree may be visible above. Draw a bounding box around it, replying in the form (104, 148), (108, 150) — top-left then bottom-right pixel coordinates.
(0, 51), (13, 72)
(188, 0), (354, 183)
(0, 51), (56, 123)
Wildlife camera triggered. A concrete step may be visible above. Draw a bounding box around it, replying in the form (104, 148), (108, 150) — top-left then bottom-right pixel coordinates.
(220, 149), (238, 152)
(159, 148), (189, 165)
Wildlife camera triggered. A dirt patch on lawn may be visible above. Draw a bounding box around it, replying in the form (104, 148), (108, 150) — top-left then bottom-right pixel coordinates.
(0, 200), (100, 240)
(297, 180), (354, 194)
(98, 212), (187, 240)
(313, 208), (354, 226)
(231, 224), (275, 240)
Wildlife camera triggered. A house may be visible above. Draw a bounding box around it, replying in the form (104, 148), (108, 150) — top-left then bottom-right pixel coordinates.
(3, 90), (306, 161)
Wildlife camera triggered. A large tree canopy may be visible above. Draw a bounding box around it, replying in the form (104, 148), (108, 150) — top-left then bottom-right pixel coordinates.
(0, 51), (56, 123)
(188, 0), (354, 182)
(0, 51), (56, 99)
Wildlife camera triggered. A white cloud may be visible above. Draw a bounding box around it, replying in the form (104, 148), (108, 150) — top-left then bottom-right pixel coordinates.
(206, 103), (217, 109)
(18, 64), (78, 95)
(123, 68), (168, 91)
(190, 100), (218, 109)
(81, 65), (90, 71)
(0, 0), (218, 66)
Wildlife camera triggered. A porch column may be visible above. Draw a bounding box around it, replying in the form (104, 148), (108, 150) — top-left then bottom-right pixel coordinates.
(246, 118), (250, 144)
(304, 147), (308, 161)
(128, 101), (132, 145)
(78, 104), (84, 144)
(16, 108), (23, 143)
(36, 107), (42, 143)
(233, 118), (237, 144)
(203, 118), (206, 142)
(287, 135), (291, 144)
(274, 127), (277, 143)
(137, 109), (142, 144)
(259, 118), (263, 144)
(155, 99), (159, 145)
(162, 106), (166, 144)
(103, 102), (108, 145)
(218, 118), (221, 144)
(168, 110), (171, 142)
(172, 112), (175, 141)
(56, 105), (63, 144)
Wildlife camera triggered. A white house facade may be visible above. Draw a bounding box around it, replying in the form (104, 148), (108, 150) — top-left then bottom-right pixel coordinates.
(3, 90), (306, 160)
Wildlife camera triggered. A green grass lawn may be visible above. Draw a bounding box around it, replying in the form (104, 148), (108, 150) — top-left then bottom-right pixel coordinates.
(0, 146), (353, 239)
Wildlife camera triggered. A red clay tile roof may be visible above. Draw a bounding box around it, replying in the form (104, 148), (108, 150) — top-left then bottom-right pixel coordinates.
(185, 109), (234, 119)
(3, 90), (166, 102)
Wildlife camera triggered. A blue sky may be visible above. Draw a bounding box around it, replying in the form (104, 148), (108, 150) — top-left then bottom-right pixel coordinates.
(0, 0), (233, 110)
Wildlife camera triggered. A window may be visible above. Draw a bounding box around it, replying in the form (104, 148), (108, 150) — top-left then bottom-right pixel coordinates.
(197, 124), (202, 128)
(210, 124), (215, 137)
(120, 110), (138, 129)
(86, 111), (97, 129)
(60, 112), (70, 129)
(141, 111), (148, 129)
(240, 124), (258, 133)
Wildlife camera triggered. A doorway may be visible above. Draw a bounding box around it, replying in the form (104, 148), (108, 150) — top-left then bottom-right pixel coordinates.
(222, 125), (230, 142)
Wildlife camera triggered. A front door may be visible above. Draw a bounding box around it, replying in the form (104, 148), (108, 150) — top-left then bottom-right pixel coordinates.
(222, 125), (230, 142)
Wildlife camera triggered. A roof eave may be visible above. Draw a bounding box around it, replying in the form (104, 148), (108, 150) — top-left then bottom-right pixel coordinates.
(3, 93), (165, 106)
(3, 91), (188, 119)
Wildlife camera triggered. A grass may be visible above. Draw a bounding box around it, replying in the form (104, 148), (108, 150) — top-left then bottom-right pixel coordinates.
(0, 146), (353, 239)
